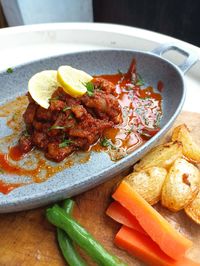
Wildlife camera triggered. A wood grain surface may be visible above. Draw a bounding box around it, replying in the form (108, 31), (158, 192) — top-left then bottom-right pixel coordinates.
(0, 111), (200, 266)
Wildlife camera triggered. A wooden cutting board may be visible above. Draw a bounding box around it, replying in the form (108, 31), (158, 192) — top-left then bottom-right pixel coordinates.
(0, 111), (200, 266)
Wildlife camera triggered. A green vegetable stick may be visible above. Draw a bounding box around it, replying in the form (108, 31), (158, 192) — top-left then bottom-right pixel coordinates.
(57, 229), (87, 266)
(57, 199), (87, 266)
(47, 205), (127, 266)
(62, 198), (75, 215)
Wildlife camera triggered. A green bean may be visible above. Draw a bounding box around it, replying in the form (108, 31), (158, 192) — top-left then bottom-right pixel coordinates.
(57, 228), (87, 266)
(62, 198), (75, 215)
(57, 199), (87, 266)
(47, 204), (127, 266)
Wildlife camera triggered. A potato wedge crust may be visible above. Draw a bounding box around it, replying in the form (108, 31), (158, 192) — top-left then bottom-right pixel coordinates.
(134, 141), (183, 172)
(172, 124), (200, 163)
(125, 167), (167, 205)
(185, 191), (200, 224)
(161, 158), (200, 212)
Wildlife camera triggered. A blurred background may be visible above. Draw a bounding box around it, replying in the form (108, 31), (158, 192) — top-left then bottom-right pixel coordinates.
(0, 0), (199, 46)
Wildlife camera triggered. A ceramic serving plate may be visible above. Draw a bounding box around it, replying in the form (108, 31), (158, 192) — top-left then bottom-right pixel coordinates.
(0, 44), (198, 212)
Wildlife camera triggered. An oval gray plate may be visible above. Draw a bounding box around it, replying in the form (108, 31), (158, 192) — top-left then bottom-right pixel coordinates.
(0, 47), (193, 212)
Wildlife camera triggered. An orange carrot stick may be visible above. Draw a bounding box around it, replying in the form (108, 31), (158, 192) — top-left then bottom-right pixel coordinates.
(106, 201), (146, 235)
(115, 226), (200, 266)
(113, 181), (193, 260)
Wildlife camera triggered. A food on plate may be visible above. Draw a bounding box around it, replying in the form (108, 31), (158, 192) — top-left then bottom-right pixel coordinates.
(134, 141), (183, 172)
(115, 226), (200, 266)
(21, 77), (121, 162)
(17, 61), (163, 162)
(57, 65), (93, 97)
(57, 199), (87, 266)
(125, 167), (167, 205)
(161, 158), (200, 212)
(112, 181), (193, 260)
(172, 124), (200, 163)
(0, 59), (163, 192)
(46, 202), (127, 266)
(185, 191), (200, 224)
(106, 201), (146, 234)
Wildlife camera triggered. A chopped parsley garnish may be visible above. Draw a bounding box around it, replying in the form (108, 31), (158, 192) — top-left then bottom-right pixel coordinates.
(100, 137), (116, 150)
(23, 130), (30, 137)
(48, 125), (66, 131)
(68, 113), (74, 119)
(118, 69), (123, 75)
(131, 73), (145, 86)
(135, 73), (145, 86)
(62, 106), (71, 112)
(126, 124), (135, 134)
(135, 74), (145, 86)
(0, 168), (4, 174)
(59, 139), (74, 148)
(49, 96), (60, 102)
(7, 67), (13, 74)
(12, 113), (17, 120)
(155, 113), (162, 127)
(84, 81), (94, 97)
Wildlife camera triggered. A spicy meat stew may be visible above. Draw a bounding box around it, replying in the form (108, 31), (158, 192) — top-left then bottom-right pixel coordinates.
(19, 78), (122, 162)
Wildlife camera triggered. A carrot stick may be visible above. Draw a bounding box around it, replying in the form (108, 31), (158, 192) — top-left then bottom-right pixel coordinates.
(106, 201), (146, 235)
(112, 181), (193, 260)
(115, 225), (175, 266)
(115, 226), (200, 266)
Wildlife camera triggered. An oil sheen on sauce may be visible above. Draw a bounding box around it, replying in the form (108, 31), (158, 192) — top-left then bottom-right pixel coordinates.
(0, 60), (162, 194)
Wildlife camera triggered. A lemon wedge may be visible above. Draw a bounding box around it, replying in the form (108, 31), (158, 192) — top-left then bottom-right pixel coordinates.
(57, 65), (93, 97)
(28, 70), (58, 109)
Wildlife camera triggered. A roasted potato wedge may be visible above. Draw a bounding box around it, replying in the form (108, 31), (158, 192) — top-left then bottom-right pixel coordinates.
(172, 124), (200, 163)
(125, 167), (167, 205)
(185, 190), (200, 224)
(161, 158), (200, 212)
(134, 141), (183, 172)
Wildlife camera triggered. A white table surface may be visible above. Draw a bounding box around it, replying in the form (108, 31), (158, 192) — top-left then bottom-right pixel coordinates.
(0, 23), (199, 112)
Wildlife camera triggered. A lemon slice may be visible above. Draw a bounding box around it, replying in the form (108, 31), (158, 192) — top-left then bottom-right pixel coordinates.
(57, 65), (93, 97)
(28, 70), (58, 109)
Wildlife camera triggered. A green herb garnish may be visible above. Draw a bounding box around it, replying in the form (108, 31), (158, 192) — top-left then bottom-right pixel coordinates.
(12, 113), (17, 120)
(59, 139), (74, 148)
(68, 113), (74, 119)
(0, 168), (4, 174)
(49, 96), (60, 102)
(7, 67), (13, 74)
(62, 106), (71, 112)
(118, 69), (123, 75)
(155, 113), (162, 127)
(100, 137), (116, 150)
(23, 130), (30, 137)
(84, 81), (94, 97)
(48, 125), (66, 131)
(135, 74), (145, 86)
(126, 124), (135, 134)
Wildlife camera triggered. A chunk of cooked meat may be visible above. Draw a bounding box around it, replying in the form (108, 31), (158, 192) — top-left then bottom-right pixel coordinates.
(32, 131), (49, 150)
(19, 135), (33, 153)
(19, 78), (121, 162)
(71, 105), (87, 118)
(92, 77), (115, 94)
(23, 103), (37, 125)
(45, 142), (75, 162)
(81, 91), (122, 124)
(36, 106), (52, 121)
